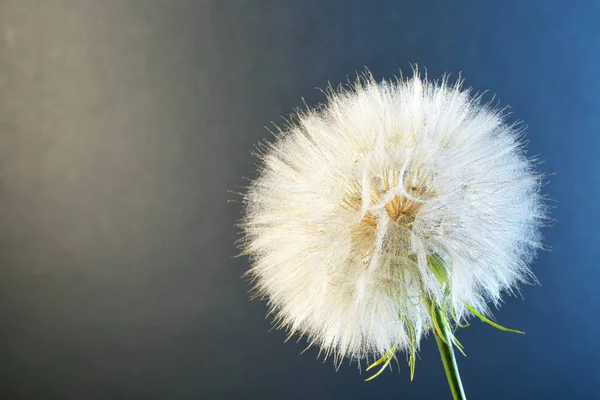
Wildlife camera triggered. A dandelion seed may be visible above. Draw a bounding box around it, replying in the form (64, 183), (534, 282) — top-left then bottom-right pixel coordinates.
(239, 68), (546, 398)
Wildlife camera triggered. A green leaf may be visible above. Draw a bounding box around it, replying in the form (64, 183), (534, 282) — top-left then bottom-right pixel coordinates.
(450, 297), (470, 329)
(406, 323), (417, 381)
(365, 345), (396, 382)
(465, 303), (524, 334)
(427, 253), (449, 288)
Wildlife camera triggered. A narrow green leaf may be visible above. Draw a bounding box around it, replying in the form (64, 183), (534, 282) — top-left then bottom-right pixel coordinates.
(438, 302), (466, 357)
(365, 346), (396, 381)
(450, 298), (470, 329)
(465, 303), (524, 334)
(406, 323), (417, 381)
(365, 353), (388, 372)
(426, 297), (448, 345)
(427, 253), (449, 288)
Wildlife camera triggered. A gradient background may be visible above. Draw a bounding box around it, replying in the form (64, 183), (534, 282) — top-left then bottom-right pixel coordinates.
(0, 1), (598, 398)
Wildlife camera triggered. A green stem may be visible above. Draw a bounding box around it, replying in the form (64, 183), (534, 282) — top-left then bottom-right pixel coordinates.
(433, 305), (467, 400)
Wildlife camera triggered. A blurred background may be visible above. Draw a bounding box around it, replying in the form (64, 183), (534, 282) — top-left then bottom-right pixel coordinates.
(0, 0), (598, 398)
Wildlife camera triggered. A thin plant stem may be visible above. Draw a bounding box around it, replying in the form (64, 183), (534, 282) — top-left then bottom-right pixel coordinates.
(433, 305), (467, 400)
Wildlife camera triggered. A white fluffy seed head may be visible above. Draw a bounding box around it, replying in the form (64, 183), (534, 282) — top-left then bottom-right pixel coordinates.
(240, 70), (545, 367)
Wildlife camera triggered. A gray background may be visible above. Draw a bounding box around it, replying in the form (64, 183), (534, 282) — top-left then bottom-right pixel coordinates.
(0, 0), (598, 398)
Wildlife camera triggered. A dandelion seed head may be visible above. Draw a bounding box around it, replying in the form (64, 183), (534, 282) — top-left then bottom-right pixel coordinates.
(240, 70), (545, 366)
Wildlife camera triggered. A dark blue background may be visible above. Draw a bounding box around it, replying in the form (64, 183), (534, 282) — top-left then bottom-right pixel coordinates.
(0, 1), (597, 398)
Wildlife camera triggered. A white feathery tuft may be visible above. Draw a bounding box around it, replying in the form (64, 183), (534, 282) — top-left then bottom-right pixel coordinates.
(240, 69), (546, 368)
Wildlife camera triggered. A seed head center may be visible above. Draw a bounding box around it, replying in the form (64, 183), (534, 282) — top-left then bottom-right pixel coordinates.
(342, 167), (434, 230)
